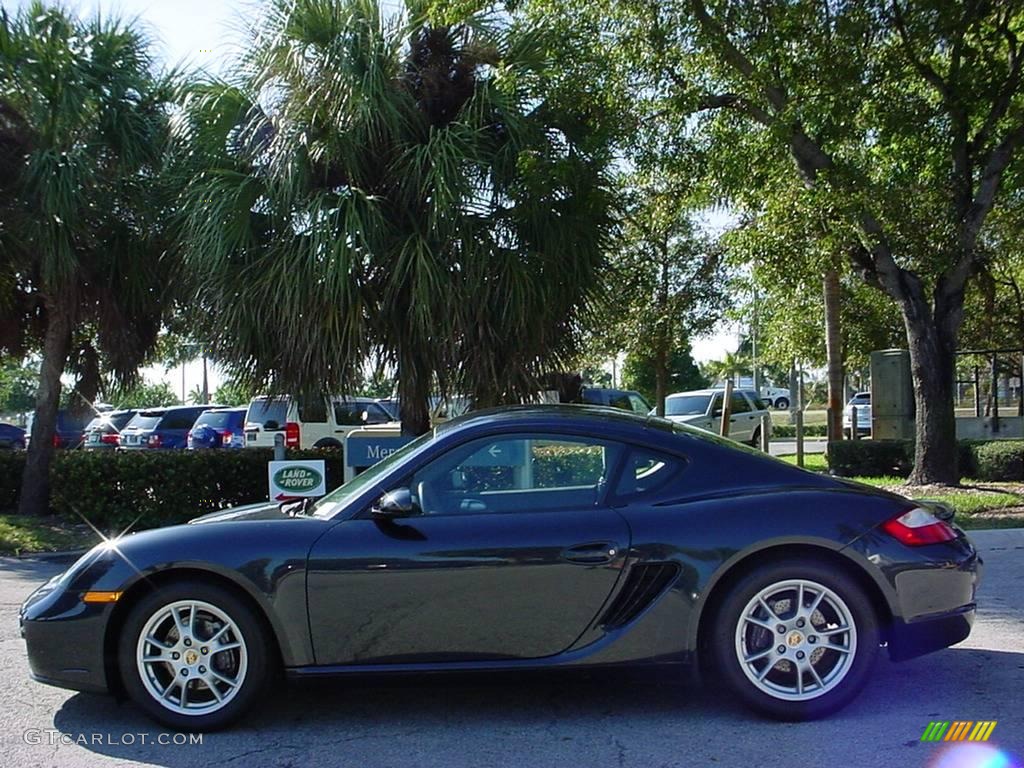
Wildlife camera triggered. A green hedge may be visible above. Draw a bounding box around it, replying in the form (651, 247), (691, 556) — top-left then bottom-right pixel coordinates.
(828, 439), (1024, 481)
(0, 449), (344, 530)
(771, 424), (828, 439)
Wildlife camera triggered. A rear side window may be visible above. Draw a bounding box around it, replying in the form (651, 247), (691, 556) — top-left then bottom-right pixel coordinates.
(730, 393), (751, 414)
(627, 394), (650, 414)
(614, 448), (685, 499)
(297, 397), (328, 423)
(334, 401), (368, 426)
(607, 392), (632, 411)
(161, 408), (204, 430)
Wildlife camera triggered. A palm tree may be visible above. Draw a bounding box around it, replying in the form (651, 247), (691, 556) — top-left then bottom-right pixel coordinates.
(171, 0), (615, 434)
(704, 350), (751, 387)
(0, 4), (177, 515)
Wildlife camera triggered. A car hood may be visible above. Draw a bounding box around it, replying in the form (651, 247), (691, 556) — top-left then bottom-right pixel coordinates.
(189, 500), (296, 524)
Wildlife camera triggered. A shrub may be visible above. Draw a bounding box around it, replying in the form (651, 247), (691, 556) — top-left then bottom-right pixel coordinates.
(771, 423), (828, 439)
(967, 441), (1024, 481)
(1, 449), (343, 531)
(828, 439), (1024, 481)
(827, 440), (914, 477)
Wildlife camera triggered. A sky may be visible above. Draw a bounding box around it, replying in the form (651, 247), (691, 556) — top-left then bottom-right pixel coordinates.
(7, 0), (740, 400)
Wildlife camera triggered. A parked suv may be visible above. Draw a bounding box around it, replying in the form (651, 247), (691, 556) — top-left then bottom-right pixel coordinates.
(843, 392), (872, 437)
(83, 409), (137, 450)
(187, 407), (247, 450)
(662, 388), (772, 446)
(579, 388), (651, 415)
(25, 409), (94, 449)
(0, 423), (25, 450)
(244, 395), (397, 450)
(118, 405), (218, 450)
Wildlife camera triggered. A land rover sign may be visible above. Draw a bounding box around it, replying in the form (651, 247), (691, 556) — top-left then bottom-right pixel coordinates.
(268, 460), (327, 500)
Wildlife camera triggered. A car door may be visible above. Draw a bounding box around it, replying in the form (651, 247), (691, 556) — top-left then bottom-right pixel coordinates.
(306, 433), (632, 665)
(728, 392), (755, 441)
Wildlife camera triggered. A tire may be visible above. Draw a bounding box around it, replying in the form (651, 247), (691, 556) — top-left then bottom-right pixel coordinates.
(313, 438), (342, 449)
(748, 427), (761, 448)
(709, 560), (879, 720)
(118, 580), (273, 731)
(775, 397), (790, 410)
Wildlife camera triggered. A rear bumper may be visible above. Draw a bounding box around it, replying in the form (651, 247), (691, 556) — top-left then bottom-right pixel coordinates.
(888, 604), (975, 662)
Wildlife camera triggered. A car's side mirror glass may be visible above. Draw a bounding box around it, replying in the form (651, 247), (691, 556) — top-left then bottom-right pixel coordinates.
(371, 487), (419, 519)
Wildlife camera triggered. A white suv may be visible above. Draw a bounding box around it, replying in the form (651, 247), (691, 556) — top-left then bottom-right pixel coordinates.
(244, 395), (398, 450)
(662, 389), (772, 446)
(843, 392), (872, 437)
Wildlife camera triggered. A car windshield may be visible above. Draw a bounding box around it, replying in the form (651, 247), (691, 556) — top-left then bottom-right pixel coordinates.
(195, 411), (242, 429)
(665, 395), (711, 416)
(312, 431), (437, 519)
(246, 398), (288, 429)
(128, 411), (164, 430)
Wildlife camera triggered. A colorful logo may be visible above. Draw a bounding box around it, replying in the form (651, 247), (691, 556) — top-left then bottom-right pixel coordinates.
(273, 466), (323, 491)
(921, 721), (998, 742)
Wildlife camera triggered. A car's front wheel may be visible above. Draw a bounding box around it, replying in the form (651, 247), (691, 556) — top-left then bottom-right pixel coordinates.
(118, 581), (272, 731)
(711, 561), (879, 720)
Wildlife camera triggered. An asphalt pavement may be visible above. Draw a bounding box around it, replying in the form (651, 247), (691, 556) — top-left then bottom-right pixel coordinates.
(1, 530), (1022, 768)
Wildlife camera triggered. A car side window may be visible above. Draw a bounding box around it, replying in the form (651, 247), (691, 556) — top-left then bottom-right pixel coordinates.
(710, 393), (724, 415)
(628, 394), (649, 414)
(731, 393), (751, 414)
(162, 410), (200, 430)
(297, 397), (328, 423)
(409, 435), (618, 516)
(334, 401), (366, 426)
(608, 393), (631, 411)
(613, 448), (685, 500)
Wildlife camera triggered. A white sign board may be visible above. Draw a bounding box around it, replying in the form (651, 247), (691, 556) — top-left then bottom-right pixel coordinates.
(268, 460), (327, 500)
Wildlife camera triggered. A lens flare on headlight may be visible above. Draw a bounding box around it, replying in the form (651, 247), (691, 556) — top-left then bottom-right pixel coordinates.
(928, 744), (1017, 768)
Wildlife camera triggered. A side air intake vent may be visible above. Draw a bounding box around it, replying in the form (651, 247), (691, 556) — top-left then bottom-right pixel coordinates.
(600, 563), (680, 629)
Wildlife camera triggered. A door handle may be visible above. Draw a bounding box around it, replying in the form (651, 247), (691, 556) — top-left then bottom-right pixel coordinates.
(561, 542), (619, 565)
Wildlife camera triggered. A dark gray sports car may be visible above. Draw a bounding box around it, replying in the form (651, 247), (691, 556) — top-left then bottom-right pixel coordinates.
(21, 406), (981, 730)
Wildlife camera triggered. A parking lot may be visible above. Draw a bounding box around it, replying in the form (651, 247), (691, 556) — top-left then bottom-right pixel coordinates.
(1, 529), (1022, 768)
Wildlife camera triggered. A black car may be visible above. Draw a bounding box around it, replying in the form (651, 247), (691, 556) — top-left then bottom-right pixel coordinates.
(579, 387), (651, 414)
(0, 422), (25, 450)
(20, 406), (981, 731)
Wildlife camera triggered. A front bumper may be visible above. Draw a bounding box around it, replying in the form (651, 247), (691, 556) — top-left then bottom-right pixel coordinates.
(20, 571), (113, 694)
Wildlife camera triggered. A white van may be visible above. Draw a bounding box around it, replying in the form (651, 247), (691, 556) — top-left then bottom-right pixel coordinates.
(243, 395), (397, 449)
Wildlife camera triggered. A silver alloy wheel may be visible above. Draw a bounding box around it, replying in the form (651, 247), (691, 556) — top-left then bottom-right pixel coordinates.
(734, 579), (857, 701)
(135, 599), (248, 716)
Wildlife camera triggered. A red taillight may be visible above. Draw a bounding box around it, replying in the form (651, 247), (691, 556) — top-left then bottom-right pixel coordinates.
(147, 434), (162, 448)
(52, 434), (61, 447)
(101, 433), (118, 444)
(221, 429), (233, 445)
(881, 507), (957, 546)
(285, 422), (300, 448)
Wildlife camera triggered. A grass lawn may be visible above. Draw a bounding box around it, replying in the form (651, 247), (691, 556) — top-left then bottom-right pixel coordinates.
(770, 409), (827, 427)
(777, 454), (1024, 529)
(0, 514), (101, 557)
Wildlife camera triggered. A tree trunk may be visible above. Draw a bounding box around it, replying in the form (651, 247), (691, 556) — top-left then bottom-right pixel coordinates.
(18, 300), (73, 516)
(397, 357), (432, 437)
(902, 289), (960, 485)
(654, 343), (668, 417)
(823, 269), (844, 441)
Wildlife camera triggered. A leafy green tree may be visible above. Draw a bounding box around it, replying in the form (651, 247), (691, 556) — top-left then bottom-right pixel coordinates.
(0, 4), (178, 514)
(0, 358), (37, 415)
(171, 0), (616, 435)
(703, 350), (750, 386)
(212, 379), (258, 407)
(110, 380), (181, 409)
(622, 346), (706, 405)
(526, 0), (1024, 484)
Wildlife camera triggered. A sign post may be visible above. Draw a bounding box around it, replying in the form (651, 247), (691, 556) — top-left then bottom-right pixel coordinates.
(268, 460), (326, 501)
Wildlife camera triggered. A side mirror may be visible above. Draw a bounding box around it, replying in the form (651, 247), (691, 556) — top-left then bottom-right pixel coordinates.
(371, 487), (418, 519)
(712, 409), (723, 417)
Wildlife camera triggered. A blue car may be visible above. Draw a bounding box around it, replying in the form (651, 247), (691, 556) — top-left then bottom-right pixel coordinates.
(0, 422), (25, 450)
(25, 409), (92, 449)
(187, 407), (247, 450)
(118, 405), (220, 450)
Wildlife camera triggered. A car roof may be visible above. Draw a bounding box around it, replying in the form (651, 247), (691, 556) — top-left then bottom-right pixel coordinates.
(435, 404), (675, 439)
(667, 388), (760, 397)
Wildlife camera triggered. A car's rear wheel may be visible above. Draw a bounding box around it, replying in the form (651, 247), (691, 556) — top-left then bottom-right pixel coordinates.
(118, 581), (272, 731)
(775, 397), (790, 410)
(711, 561), (879, 720)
